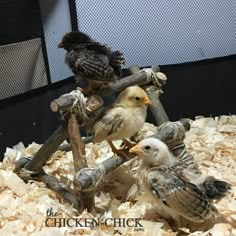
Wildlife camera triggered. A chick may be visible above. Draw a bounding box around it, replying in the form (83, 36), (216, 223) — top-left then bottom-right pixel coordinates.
(131, 120), (231, 201)
(58, 31), (125, 94)
(129, 137), (230, 224)
(92, 86), (152, 158)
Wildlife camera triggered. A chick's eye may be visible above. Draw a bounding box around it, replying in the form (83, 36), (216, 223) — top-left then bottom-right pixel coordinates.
(134, 96), (140, 101)
(144, 146), (151, 150)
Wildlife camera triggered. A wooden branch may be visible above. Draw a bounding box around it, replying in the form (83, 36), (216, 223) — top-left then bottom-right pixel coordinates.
(57, 136), (93, 152)
(15, 159), (82, 212)
(39, 170), (82, 211)
(50, 66), (161, 115)
(23, 94), (104, 173)
(15, 64), (170, 214)
(50, 94), (76, 113)
(24, 125), (67, 172)
(55, 65), (167, 152)
(74, 152), (132, 191)
(145, 86), (169, 126)
(57, 136), (92, 152)
(94, 65), (161, 96)
(51, 94), (104, 115)
(50, 67), (164, 120)
(128, 65), (143, 74)
(66, 113), (86, 172)
(23, 65), (166, 174)
(66, 112), (95, 214)
(152, 119), (191, 156)
(57, 143), (72, 152)
(74, 120), (190, 192)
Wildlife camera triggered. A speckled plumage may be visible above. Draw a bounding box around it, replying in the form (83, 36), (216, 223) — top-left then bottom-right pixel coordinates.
(131, 119), (231, 201)
(129, 138), (230, 223)
(146, 167), (218, 223)
(58, 31), (125, 92)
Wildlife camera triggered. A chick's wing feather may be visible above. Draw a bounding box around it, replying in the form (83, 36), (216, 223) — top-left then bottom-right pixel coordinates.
(76, 54), (114, 78)
(66, 44), (115, 81)
(85, 43), (124, 77)
(147, 168), (218, 222)
(93, 107), (127, 142)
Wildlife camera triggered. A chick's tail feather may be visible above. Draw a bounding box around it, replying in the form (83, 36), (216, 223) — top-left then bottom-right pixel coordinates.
(200, 176), (231, 200)
(110, 51), (125, 66)
(108, 51), (124, 79)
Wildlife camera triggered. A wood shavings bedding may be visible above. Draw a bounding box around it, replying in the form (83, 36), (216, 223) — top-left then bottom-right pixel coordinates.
(0, 115), (235, 235)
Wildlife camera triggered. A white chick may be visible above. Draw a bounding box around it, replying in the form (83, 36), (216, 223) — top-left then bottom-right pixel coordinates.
(129, 137), (221, 224)
(92, 86), (152, 158)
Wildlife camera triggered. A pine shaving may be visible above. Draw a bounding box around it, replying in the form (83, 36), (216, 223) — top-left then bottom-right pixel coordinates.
(0, 115), (235, 235)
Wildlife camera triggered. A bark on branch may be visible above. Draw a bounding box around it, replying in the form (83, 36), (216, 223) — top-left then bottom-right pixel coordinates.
(24, 125), (67, 172)
(145, 86), (169, 126)
(87, 65), (162, 96)
(66, 113), (86, 172)
(66, 112), (95, 214)
(15, 158), (82, 211)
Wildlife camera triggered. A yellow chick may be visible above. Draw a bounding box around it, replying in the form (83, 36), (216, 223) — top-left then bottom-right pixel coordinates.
(92, 86), (152, 158)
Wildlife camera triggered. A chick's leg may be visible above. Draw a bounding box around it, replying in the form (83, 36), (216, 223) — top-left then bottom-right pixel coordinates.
(120, 139), (135, 149)
(107, 140), (130, 159)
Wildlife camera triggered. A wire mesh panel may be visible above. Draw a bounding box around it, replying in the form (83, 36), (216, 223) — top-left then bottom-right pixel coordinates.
(0, 0), (50, 100)
(75, 0), (236, 66)
(0, 0), (42, 45)
(39, 0), (73, 83)
(0, 39), (48, 100)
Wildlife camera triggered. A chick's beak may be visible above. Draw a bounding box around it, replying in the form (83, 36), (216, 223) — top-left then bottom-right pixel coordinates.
(129, 145), (144, 156)
(57, 42), (64, 48)
(143, 96), (152, 105)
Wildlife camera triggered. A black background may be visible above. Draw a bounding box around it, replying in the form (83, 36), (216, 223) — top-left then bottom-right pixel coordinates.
(0, 0), (42, 45)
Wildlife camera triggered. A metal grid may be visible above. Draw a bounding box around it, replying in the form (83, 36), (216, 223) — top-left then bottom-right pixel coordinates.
(75, 0), (236, 66)
(0, 38), (48, 100)
(39, 0), (73, 82)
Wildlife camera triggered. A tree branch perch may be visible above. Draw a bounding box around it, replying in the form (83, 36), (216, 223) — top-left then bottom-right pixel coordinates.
(74, 119), (190, 192)
(14, 64), (171, 214)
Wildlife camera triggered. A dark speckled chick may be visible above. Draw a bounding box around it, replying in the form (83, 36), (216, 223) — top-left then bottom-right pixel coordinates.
(58, 31), (125, 94)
